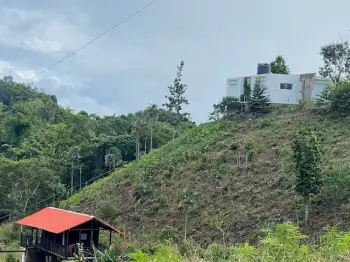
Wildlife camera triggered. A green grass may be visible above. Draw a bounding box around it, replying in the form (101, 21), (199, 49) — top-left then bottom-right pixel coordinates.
(62, 107), (350, 245)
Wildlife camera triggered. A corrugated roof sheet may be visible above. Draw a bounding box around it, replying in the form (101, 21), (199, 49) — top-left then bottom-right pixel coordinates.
(16, 207), (123, 235)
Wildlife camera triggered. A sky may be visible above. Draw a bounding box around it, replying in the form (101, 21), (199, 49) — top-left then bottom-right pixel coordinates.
(0, 0), (349, 123)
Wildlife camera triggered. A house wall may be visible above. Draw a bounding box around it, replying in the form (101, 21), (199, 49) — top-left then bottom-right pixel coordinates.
(312, 77), (331, 100)
(227, 73), (330, 104)
(227, 77), (244, 98)
(250, 74), (301, 104)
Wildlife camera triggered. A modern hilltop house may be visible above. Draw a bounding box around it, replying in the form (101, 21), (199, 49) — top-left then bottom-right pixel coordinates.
(16, 207), (123, 262)
(227, 63), (332, 104)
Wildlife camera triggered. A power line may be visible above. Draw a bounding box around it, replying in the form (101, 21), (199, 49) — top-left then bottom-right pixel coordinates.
(0, 168), (117, 222)
(24, 0), (159, 84)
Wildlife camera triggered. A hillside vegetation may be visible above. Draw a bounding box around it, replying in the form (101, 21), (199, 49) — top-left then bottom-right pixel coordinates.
(0, 76), (194, 219)
(62, 105), (350, 245)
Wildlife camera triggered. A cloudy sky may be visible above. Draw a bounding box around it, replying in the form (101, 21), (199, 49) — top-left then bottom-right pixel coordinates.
(0, 0), (349, 123)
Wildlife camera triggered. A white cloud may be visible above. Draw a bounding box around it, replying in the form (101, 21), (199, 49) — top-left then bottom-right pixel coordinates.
(59, 94), (120, 116)
(0, 8), (90, 55)
(0, 60), (38, 81)
(0, 60), (118, 116)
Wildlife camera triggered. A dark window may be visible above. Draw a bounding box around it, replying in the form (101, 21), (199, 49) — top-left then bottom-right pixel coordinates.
(280, 83), (293, 90)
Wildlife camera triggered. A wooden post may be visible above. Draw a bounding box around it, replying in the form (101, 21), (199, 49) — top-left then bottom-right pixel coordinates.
(35, 229), (38, 245)
(90, 222), (94, 249)
(66, 230), (69, 258)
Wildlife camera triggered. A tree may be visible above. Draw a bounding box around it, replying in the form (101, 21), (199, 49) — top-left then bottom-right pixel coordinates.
(315, 81), (350, 115)
(248, 77), (270, 113)
(145, 104), (159, 152)
(292, 127), (324, 225)
(270, 55), (290, 74)
(209, 96), (240, 121)
(131, 114), (148, 160)
(104, 147), (123, 171)
(163, 61), (189, 119)
(329, 81), (350, 115)
(315, 84), (335, 107)
(319, 39), (350, 85)
(0, 158), (65, 218)
(240, 77), (251, 102)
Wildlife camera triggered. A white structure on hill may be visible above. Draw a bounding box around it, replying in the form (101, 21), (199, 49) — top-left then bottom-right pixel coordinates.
(227, 63), (332, 104)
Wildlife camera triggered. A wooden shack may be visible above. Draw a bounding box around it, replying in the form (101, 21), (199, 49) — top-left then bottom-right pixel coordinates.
(16, 207), (123, 262)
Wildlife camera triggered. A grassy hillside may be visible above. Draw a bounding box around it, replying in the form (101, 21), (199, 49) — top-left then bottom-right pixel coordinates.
(62, 106), (350, 245)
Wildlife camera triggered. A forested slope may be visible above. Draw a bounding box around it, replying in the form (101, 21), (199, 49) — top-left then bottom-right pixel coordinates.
(0, 76), (194, 219)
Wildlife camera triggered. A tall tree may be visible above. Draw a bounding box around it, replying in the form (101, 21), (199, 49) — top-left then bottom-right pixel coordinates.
(248, 77), (270, 113)
(163, 61), (189, 119)
(145, 104), (159, 152)
(131, 114), (148, 160)
(270, 55), (290, 74)
(0, 158), (65, 218)
(319, 39), (350, 85)
(104, 147), (123, 171)
(292, 127), (324, 225)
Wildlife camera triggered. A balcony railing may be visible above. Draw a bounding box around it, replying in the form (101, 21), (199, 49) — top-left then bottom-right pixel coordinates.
(20, 233), (33, 247)
(20, 234), (68, 258)
(19, 234), (95, 259)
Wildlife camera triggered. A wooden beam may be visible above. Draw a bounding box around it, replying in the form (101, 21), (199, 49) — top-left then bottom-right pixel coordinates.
(70, 228), (110, 231)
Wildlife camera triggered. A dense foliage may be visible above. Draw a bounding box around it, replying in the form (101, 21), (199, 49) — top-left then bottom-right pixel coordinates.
(125, 222), (350, 261)
(319, 39), (350, 85)
(315, 81), (350, 115)
(270, 55), (290, 74)
(209, 96), (241, 120)
(0, 76), (194, 220)
(248, 77), (270, 113)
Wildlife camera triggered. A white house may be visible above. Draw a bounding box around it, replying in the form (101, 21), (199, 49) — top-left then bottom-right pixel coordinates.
(227, 64), (332, 104)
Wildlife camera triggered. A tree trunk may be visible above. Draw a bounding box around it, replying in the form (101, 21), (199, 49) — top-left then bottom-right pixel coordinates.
(70, 160), (74, 195)
(184, 210), (188, 241)
(150, 126), (153, 152)
(79, 164), (82, 190)
(136, 131), (140, 160)
(305, 197), (310, 226)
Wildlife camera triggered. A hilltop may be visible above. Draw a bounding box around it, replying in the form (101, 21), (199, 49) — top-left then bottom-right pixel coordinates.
(62, 106), (350, 245)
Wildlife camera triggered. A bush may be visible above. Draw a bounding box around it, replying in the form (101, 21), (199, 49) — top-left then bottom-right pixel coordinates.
(330, 82), (350, 115)
(318, 165), (350, 206)
(316, 81), (350, 115)
(160, 226), (178, 242)
(125, 222), (350, 261)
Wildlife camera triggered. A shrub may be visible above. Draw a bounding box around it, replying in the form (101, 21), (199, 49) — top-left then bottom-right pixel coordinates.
(249, 77), (270, 113)
(160, 226), (178, 242)
(330, 82), (350, 115)
(318, 164), (350, 206)
(316, 81), (350, 116)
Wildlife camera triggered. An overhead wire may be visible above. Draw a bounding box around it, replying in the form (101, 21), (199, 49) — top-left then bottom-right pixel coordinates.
(24, 0), (159, 84)
(1, 0), (159, 222)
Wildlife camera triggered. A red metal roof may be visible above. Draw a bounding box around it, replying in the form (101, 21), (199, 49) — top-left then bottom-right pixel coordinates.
(16, 207), (123, 235)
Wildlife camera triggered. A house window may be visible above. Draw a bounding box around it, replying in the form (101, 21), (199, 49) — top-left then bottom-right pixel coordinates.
(280, 83), (293, 90)
(80, 233), (88, 240)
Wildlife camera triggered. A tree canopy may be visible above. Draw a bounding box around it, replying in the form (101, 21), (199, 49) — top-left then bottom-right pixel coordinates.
(270, 55), (290, 74)
(0, 76), (195, 219)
